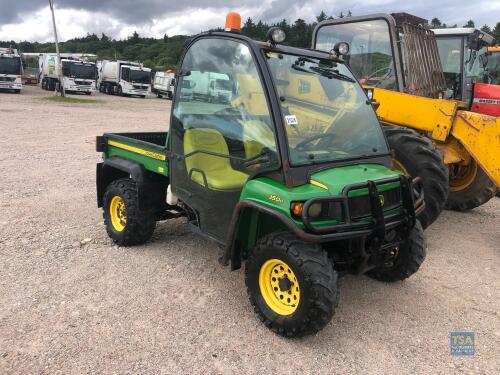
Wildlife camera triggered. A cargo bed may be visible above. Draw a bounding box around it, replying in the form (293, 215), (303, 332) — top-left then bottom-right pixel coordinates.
(97, 132), (169, 176)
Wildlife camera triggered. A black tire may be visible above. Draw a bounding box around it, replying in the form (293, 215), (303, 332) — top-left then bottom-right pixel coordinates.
(140, 95), (146, 99)
(117, 85), (123, 96)
(103, 178), (156, 246)
(367, 220), (426, 282)
(156, 92), (162, 98)
(383, 125), (449, 229)
(14, 89), (20, 94)
(41, 79), (47, 90)
(245, 232), (339, 338)
(106, 84), (113, 95)
(445, 161), (497, 211)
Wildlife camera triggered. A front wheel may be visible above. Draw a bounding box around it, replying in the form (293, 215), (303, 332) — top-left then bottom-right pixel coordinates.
(117, 85), (123, 96)
(245, 232), (339, 337)
(103, 179), (156, 246)
(366, 220), (426, 282)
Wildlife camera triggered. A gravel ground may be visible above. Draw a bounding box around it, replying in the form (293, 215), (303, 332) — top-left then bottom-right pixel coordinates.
(0, 85), (499, 374)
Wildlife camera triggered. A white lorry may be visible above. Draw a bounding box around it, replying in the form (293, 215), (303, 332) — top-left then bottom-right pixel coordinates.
(39, 53), (97, 95)
(153, 71), (175, 99)
(98, 60), (151, 98)
(189, 71), (232, 103)
(0, 48), (23, 94)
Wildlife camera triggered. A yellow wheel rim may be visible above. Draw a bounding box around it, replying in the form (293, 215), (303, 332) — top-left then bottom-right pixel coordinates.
(449, 161), (477, 192)
(109, 196), (127, 232)
(393, 159), (409, 175)
(259, 259), (300, 316)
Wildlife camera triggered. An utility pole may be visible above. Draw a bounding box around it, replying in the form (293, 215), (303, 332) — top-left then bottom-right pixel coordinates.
(48, 0), (65, 97)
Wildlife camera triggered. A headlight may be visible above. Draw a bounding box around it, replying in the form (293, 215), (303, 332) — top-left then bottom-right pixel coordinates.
(308, 203), (322, 218)
(266, 27), (286, 44)
(333, 42), (350, 56)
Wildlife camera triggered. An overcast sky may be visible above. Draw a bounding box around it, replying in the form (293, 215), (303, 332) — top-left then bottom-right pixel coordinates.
(0, 0), (499, 42)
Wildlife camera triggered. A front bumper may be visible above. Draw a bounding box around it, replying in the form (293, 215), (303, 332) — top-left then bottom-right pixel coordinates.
(0, 82), (22, 89)
(300, 175), (424, 240)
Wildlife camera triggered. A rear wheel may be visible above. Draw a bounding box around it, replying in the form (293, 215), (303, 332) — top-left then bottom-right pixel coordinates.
(445, 160), (497, 210)
(367, 221), (426, 282)
(383, 125), (449, 229)
(245, 232), (339, 337)
(103, 179), (156, 246)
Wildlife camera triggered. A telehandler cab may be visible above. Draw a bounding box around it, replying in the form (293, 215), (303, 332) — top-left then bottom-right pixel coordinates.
(96, 13), (426, 337)
(313, 14), (499, 227)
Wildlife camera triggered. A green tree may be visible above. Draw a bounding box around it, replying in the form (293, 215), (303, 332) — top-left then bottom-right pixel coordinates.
(430, 18), (442, 28)
(480, 25), (492, 34)
(493, 21), (500, 42)
(316, 11), (328, 23)
(463, 20), (475, 28)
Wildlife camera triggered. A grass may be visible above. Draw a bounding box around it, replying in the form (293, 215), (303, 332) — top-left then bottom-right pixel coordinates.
(41, 96), (105, 104)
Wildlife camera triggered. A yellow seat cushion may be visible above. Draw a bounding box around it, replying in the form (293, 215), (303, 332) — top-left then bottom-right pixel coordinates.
(184, 128), (248, 190)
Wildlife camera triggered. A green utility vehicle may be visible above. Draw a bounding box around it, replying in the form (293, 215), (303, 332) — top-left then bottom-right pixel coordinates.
(96, 22), (426, 337)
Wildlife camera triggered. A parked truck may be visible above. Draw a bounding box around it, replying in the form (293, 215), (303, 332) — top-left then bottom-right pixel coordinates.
(39, 53), (97, 95)
(190, 71), (232, 102)
(153, 71), (175, 99)
(0, 47), (23, 93)
(98, 60), (151, 98)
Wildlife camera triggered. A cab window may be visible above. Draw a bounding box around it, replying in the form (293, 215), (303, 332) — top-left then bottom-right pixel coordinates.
(173, 38), (279, 191)
(316, 20), (397, 90)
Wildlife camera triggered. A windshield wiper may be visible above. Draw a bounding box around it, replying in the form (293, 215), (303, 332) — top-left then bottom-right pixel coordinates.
(291, 64), (355, 83)
(309, 66), (355, 83)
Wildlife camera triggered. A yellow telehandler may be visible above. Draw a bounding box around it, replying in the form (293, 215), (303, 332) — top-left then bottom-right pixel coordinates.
(313, 13), (499, 229)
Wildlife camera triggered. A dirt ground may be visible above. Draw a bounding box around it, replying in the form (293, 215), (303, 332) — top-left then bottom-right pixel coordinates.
(0, 85), (499, 375)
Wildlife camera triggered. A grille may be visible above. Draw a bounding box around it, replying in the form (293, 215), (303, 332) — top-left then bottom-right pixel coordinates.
(74, 80), (91, 86)
(348, 187), (402, 219)
(0, 76), (15, 82)
(133, 84), (147, 90)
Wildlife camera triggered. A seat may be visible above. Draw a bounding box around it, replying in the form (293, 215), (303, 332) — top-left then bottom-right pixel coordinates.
(184, 128), (248, 190)
(242, 120), (276, 159)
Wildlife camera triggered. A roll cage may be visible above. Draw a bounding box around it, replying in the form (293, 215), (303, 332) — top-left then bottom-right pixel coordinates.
(173, 31), (392, 189)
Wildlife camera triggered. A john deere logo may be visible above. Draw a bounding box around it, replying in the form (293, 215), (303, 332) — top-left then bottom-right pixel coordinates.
(379, 194), (385, 206)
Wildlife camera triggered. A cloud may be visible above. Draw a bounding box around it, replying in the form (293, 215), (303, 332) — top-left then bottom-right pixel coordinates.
(0, 0), (498, 42)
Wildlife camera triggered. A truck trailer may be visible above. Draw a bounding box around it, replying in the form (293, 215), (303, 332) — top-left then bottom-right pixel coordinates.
(98, 60), (151, 98)
(0, 48), (23, 93)
(39, 53), (97, 95)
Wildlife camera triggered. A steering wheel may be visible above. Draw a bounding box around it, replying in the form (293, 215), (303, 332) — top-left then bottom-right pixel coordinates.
(295, 133), (336, 151)
(365, 66), (393, 87)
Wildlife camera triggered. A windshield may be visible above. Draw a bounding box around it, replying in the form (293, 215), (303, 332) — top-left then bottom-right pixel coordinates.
(467, 48), (500, 85)
(0, 56), (21, 75)
(215, 79), (232, 90)
(316, 20), (397, 90)
(435, 37), (463, 99)
(266, 52), (388, 166)
(62, 61), (96, 79)
(130, 70), (151, 84)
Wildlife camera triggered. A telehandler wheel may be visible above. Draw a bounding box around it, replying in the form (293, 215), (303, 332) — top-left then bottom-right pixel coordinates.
(367, 220), (426, 282)
(245, 232), (339, 337)
(445, 160), (497, 211)
(383, 125), (449, 229)
(103, 178), (156, 246)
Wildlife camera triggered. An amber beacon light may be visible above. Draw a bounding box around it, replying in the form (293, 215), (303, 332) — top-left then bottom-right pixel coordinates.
(225, 12), (242, 32)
